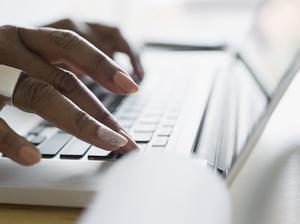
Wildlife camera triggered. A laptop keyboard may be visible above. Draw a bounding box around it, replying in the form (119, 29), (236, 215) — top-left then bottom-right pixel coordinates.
(24, 74), (188, 161)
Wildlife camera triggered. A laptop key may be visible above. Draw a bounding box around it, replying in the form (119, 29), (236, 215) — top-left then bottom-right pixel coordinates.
(157, 127), (173, 136)
(139, 116), (161, 124)
(142, 111), (163, 116)
(27, 134), (46, 145)
(118, 114), (137, 120)
(38, 132), (72, 158)
(132, 124), (157, 133)
(149, 146), (165, 151)
(60, 138), (91, 159)
(132, 133), (153, 143)
(28, 125), (45, 135)
(87, 146), (112, 160)
(39, 127), (60, 139)
(165, 115), (178, 121)
(152, 136), (169, 147)
(162, 122), (176, 128)
(118, 119), (135, 128)
(137, 143), (148, 151)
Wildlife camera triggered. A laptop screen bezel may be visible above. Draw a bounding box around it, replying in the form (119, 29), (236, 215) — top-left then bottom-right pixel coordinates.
(227, 50), (300, 185)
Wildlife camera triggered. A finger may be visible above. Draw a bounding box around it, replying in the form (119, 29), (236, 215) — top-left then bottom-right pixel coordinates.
(13, 74), (128, 151)
(100, 114), (138, 153)
(0, 118), (41, 165)
(49, 67), (138, 152)
(43, 20), (142, 83)
(46, 20), (118, 69)
(116, 36), (145, 82)
(1, 25), (137, 152)
(17, 27), (139, 94)
(12, 55), (137, 152)
(57, 63), (86, 79)
(89, 24), (145, 81)
(2, 29), (138, 152)
(43, 20), (115, 72)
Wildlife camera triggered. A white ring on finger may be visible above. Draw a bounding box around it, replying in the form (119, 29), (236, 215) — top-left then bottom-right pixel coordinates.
(0, 65), (21, 106)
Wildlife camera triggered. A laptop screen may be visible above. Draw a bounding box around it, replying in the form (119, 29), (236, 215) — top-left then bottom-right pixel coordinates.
(240, 0), (300, 96)
(225, 0), (300, 174)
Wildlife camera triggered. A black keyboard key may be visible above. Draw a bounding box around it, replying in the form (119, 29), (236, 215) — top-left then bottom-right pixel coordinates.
(90, 86), (108, 101)
(152, 136), (168, 147)
(60, 138), (91, 159)
(38, 132), (72, 158)
(87, 146), (112, 160)
(132, 133), (153, 143)
(39, 121), (54, 127)
(28, 125), (45, 135)
(105, 95), (125, 112)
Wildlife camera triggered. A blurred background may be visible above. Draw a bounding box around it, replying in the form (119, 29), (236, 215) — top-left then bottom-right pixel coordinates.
(0, 0), (262, 47)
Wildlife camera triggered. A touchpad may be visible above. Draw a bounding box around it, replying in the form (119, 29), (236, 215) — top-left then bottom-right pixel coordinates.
(78, 151), (231, 224)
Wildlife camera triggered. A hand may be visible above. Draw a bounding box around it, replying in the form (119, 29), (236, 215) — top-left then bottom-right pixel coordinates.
(45, 19), (144, 82)
(0, 25), (139, 166)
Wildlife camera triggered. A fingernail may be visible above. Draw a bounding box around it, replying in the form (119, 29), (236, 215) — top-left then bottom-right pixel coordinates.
(19, 146), (41, 165)
(118, 130), (138, 149)
(114, 130), (138, 154)
(113, 71), (139, 93)
(97, 125), (128, 149)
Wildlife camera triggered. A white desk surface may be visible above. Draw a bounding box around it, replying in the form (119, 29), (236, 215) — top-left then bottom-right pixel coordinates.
(231, 72), (300, 224)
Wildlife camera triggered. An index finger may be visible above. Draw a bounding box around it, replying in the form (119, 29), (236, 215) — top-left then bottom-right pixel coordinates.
(17, 27), (139, 95)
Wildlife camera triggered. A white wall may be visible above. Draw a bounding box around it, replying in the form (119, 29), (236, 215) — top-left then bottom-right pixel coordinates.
(0, 0), (256, 45)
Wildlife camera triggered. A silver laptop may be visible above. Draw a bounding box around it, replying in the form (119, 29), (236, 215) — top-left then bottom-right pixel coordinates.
(0, 0), (299, 207)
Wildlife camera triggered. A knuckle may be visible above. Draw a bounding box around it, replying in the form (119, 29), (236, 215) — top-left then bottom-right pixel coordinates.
(18, 77), (55, 108)
(95, 111), (111, 123)
(74, 111), (91, 131)
(60, 18), (74, 27)
(95, 111), (120, 130)
(50, 29), (80, 50)
(26, 82), (54, 108)
(93, 53), (107, 72)
(52, 70), (79, 95)
(111, 27), (121, 37)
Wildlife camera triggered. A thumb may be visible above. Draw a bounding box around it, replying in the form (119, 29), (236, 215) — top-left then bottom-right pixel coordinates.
(0, 118), (41, 166)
